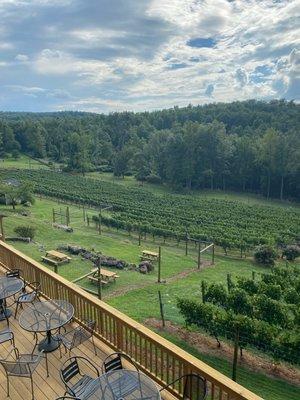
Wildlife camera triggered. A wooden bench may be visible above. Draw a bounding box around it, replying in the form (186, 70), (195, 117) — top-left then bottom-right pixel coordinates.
(41, 256), (58, 266)
(88, 275), (109, 285)
(140, 250), (159, 262)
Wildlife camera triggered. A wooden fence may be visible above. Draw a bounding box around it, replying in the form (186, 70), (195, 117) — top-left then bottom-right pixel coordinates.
(0, 241), (262, 400)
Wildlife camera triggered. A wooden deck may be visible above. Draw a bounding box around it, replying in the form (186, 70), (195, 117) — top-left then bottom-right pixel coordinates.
(0, 241), (263, 400)
(0, 296), (113, 399)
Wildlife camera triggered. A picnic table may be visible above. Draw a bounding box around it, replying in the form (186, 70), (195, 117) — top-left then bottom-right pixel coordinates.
(140, 250), (159, 261)
(42, 250), (71, 267)
(88, 268), (119, 286)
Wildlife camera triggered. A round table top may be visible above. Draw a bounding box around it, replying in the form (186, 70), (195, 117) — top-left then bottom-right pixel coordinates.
(19, 299), (74, 333)
(82, 370), (161, 400)
(0, 276), (24, 300)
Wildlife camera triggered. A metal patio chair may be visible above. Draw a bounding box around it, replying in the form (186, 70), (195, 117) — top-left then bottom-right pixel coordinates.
(60, 356), (100, 398)
(58, 319), (97, 358)
(0, 327), (15, 345)
(0, 347), (48, 400)
(6, 269), (22, 279)
(55, 397), (81, 399)
(14, 281), (41, 318)
(159, 373), (207, 400)
(101, 352), (139, 373)
(101, 352), (141, 398)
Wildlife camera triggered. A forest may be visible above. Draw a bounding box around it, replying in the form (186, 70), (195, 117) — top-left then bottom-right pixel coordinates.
(0, 100), (299, 200)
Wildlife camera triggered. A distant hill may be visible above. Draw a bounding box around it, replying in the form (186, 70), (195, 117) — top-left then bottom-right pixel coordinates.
(0, 100), (299, 199)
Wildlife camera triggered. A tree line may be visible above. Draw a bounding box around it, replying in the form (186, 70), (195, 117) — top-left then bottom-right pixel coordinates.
(0, 99), (299, 199)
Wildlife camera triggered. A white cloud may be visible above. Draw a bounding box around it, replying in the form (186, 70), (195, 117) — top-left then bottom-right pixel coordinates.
(1, 0), (299, 111)
(15, 54), (29, 62)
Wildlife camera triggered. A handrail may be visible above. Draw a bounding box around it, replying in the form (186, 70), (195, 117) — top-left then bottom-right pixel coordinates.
(0, 241), (262, 400)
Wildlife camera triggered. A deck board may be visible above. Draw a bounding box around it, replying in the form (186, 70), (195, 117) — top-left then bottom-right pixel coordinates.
(0, 300), (111, 400)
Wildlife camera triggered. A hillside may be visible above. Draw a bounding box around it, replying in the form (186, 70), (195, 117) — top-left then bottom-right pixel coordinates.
(1, 100), (299, 200)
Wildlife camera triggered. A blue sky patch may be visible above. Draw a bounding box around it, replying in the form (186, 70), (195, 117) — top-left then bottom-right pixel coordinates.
(187, 37), (216, 48)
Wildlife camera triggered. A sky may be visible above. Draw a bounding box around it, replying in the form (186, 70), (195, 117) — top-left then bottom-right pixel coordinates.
(0, 0), (299, 113)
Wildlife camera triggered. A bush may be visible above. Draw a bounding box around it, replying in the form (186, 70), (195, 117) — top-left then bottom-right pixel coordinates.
(14, 226), (36, 240)
(254, 245), (277, 266)
(282, 245), (300, 261)
(145, 174), (162, 184)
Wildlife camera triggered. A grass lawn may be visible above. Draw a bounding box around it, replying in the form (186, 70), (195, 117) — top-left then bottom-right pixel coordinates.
(0, 165), (299, 399)
(0, 155), (49, 170)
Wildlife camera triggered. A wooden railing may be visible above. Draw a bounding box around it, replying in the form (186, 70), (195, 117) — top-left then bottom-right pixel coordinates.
(0, 241), (262, 400)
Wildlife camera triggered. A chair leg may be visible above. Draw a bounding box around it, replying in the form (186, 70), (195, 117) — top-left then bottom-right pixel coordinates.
(92, 335), (97, 355)
(14, 302), (19, 319)
(6, 374), (9, 397)
(30, 376), (34, 400)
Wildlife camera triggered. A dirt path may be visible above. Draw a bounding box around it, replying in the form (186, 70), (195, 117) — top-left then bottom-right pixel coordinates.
(104, 266), (208, 300)
(146, 318), (300, 386)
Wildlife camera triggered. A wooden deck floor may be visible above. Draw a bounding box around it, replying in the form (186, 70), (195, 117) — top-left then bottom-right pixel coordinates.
(0, 300), (115, 400)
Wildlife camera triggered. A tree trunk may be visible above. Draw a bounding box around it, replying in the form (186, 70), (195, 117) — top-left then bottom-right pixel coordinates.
(280, 175), (284, 201)
(267, 172), (271, 199)
(210, 175), (214, 190)
(232, 328), (239, 382)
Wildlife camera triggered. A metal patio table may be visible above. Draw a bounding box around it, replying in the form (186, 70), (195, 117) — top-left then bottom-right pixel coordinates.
(19, 299), (74, 353)
(82, 370), (161, 400)
(0, 276), (24, 321)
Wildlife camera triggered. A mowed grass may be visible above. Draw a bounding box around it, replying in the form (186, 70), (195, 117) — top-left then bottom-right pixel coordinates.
(0, 155), (49, 170)
(0, 176), (299, 399)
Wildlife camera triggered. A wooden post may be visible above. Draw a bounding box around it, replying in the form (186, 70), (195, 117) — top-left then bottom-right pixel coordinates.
(97, 263), (102, 300)
(252, 271), (256, 281)
(197, 240), (201, 269)
(98, 209), (102, 235)
(52, 208), (55, 223)
(138, 226), (141, 246)
(54, 264), (58, 274)
(158, 290), (165, 327)
(212, 243), (215, 265)
(66, 207), (70, 226)
(83, 205), (86, 222)
(0, 215), (6, 241)
(232, 328), (239, 382)
(87, 216), (90, 227)
(157, 246), (161, 283)
(185, 235), (188, 256)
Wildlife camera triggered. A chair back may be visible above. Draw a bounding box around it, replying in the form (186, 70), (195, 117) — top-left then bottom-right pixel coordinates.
(183, 374), (207, 400)
(6, 269), (22, 278)
(0, 359), (31, 377)
(61, 358), (80, 383)
(103, 353), (123, 373)
(71, 320), (95, 349)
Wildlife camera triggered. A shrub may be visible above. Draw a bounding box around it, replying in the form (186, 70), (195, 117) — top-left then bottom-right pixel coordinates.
(145, 174), (162, 184)
(14, 226), (36, 240)
(254, 245), (277, 266)
(282, 245), (300, 261)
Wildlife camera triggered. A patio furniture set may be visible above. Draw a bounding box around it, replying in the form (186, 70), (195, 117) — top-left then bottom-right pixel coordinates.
(0, 269), (207, 400)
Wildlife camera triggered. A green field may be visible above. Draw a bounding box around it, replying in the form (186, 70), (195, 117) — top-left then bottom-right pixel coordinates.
(0, 157), (299, 400)
(2, 169), (299, 255)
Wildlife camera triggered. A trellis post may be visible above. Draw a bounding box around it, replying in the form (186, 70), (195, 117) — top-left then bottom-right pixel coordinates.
(157, 246), (161, 283)
(197, 240), (201, 269)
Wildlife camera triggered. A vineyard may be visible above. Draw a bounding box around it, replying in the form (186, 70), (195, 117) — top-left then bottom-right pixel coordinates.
(1, 169), (300, 252)
(177, 266), (300, 366)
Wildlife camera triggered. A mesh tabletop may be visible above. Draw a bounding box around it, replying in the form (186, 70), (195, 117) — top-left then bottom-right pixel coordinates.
(82, 370), (161, 400)
(19, 299), (74, 333)
(0, 277), (23, 300)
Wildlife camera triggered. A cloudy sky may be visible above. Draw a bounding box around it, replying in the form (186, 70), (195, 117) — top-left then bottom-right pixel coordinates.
(0, 0), (299, 113)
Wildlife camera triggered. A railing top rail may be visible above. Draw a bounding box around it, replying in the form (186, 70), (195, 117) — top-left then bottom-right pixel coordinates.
(0, 240), (262, 400)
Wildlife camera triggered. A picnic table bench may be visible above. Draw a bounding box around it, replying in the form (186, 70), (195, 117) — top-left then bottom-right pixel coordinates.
(140, 250), (159, 261)
(88, 268), (119, 285)
(42, 250), (71, 266)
